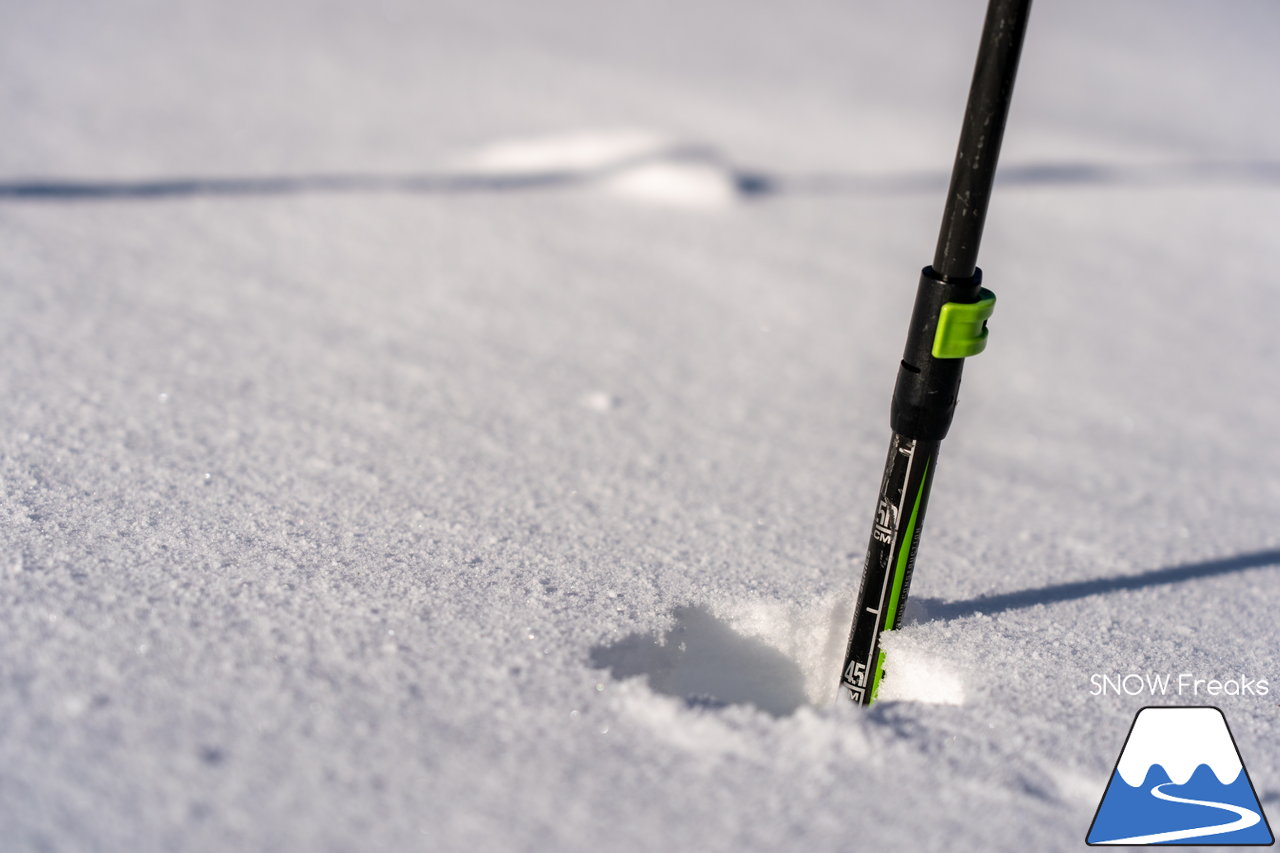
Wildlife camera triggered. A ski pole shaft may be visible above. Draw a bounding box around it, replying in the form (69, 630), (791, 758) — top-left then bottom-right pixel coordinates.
(839, 0), (1032, 706)
(934, 0), (1034, 281)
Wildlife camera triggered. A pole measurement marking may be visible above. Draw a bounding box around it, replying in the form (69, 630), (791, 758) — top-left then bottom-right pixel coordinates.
(864, 437), (918, 687)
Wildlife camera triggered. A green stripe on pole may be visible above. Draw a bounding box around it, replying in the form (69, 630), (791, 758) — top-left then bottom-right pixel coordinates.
(883, 459), (929, 630)
(870, 650), (886, 703)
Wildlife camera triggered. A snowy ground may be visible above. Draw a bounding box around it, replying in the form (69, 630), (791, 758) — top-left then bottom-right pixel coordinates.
(3, 1), (1279, 850)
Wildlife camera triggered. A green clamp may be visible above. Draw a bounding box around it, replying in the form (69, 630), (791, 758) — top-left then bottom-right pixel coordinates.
(932, 288), (996, 359)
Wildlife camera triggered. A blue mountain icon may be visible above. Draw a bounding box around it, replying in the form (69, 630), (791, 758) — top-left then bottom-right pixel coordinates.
(1087, 707), (1273, 845)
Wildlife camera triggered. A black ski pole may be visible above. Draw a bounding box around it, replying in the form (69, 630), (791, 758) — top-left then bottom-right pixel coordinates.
(838, 0), (1032, 706)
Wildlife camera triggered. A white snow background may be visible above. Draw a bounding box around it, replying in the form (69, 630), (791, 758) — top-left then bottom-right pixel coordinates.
(2, 0), (1279, 850)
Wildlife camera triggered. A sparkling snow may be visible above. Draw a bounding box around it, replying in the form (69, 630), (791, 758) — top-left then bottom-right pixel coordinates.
(2, 1), (1279, 851)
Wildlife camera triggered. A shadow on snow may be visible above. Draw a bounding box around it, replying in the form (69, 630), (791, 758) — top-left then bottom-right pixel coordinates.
(921, 547), (1280, 620)
(3, 158), (1278, 201)
(588, 605), (807, 718)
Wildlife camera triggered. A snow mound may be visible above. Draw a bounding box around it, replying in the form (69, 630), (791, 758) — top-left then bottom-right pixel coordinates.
(580, 390), (622, 412)
(464, 129), (743, 209)
(466, 129), (671, 174)
(597, 161), (740, 209)
(873, 634), (967, 706)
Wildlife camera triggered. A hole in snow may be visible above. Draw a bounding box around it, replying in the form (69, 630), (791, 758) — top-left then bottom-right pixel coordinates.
(589, 605), (808, 717)
(589, 597), (966, 714)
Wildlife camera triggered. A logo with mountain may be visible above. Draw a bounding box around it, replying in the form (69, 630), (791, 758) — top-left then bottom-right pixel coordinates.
(1087, 706), (1273, 845)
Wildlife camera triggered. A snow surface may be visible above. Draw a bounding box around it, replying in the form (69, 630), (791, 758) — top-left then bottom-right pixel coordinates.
(3, 0), (1280, 851)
